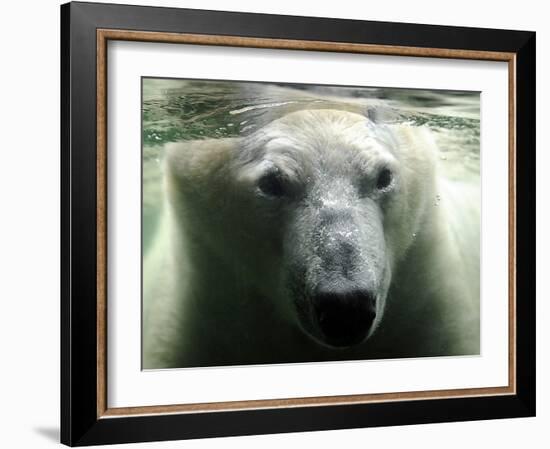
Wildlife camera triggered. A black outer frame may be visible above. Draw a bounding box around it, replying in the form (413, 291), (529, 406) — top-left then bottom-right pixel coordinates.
(60, 1), (536, 446)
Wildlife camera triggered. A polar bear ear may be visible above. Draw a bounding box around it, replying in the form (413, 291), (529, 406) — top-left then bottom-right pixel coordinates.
(365, 106), (400, 124)
(163, 137), (240, 192)
(390, 123), (438, 157)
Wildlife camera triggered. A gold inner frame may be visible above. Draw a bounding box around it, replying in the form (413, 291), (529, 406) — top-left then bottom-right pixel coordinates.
(96, 29), (517, 419)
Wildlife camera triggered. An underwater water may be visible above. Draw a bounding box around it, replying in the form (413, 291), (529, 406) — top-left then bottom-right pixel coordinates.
(142, 78), (480, 252)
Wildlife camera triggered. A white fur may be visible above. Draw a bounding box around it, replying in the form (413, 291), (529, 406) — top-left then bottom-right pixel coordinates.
(143, 110), (479, 368)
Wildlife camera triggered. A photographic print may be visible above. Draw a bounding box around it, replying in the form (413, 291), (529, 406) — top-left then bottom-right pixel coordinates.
(62, 5), (535, 444)
(142, 78), (481, 369)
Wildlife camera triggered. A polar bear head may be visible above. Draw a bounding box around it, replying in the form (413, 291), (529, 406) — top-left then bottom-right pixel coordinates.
(165, 109), (437, 349)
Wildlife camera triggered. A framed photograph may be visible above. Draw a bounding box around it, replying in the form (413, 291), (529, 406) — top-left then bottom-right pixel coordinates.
(60, 1), (536, 446)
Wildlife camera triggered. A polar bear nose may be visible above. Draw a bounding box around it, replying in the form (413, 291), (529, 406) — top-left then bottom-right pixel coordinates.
(312, 286), (376, 347)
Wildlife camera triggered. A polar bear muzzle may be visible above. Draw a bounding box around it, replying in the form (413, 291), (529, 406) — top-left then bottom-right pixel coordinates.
(287, 196), (388, 349)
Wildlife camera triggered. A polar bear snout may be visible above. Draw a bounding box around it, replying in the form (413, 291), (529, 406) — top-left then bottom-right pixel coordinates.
(312, 285), (377, 348)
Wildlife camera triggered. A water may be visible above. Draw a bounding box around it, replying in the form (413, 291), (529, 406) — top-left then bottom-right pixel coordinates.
(142, 78), (480, 251)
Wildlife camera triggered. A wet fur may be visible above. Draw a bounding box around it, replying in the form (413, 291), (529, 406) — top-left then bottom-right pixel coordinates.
(143, 110), (479, 368)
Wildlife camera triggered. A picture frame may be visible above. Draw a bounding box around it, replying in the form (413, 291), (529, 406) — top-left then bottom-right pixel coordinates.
(60, 1), (536, 446)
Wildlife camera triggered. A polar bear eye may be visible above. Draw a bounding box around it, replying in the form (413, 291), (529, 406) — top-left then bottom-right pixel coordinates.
(376, 168), (393, 190)
(258, 170), (285, 198)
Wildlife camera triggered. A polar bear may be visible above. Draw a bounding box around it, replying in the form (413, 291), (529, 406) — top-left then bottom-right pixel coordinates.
(143, 109), (480, 369)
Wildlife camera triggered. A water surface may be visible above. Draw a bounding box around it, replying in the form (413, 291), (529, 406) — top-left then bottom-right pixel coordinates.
(142, 78), (480, 251)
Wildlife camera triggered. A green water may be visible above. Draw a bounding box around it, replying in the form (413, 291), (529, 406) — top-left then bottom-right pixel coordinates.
(142, 78), (480, 251)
